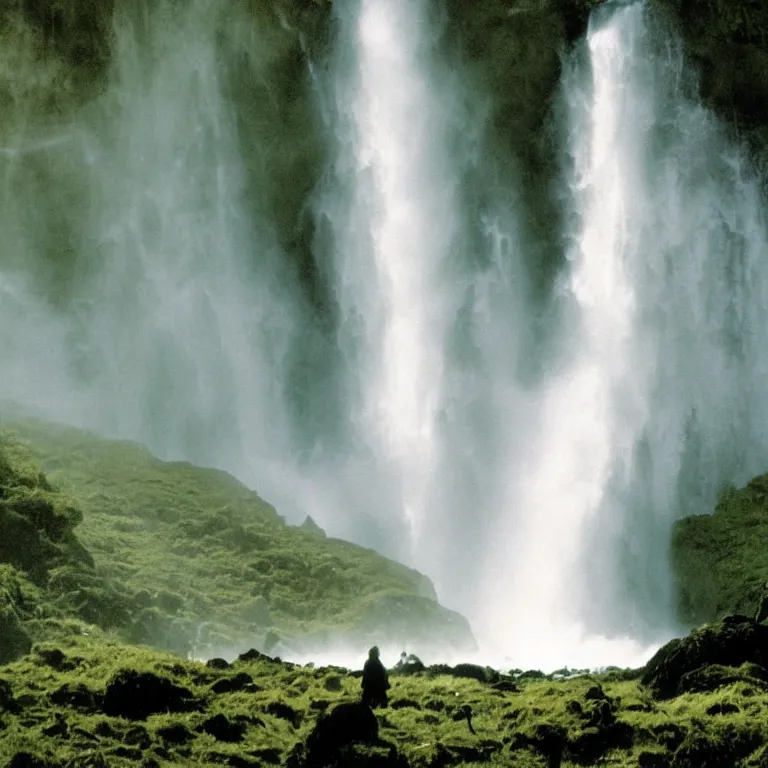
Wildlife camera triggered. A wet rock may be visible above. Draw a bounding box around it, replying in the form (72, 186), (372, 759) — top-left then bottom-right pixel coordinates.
(265, 700), (302, 728)
(41, 713), (68, 737)
(302, 702), (379, 767)
(210, 672), (257, 694)
(0, 679), (16, 712)
(567, 720), (634, 764)
(334, 743), (407, 767)
(201, 714), (245, 743)
(430, 742), (501, 768)
(0, 609), (32, 665)
(206, 658), (230, 670)
(49, 683), (100, 710)
(390, 698), (422, 710)
(707, 701), (740, 716)
(491, 680), (519, 693)
(565, 700), (582, 715)
(672, 726), (762, 768)
(124, 725), (151, 749)
(650, 723), (687, 750)
(642, 615), (768, 699)
(93, 721), (116, 738)
(678, 662), (768, 695)
(638, 752), (671, 768)
(5, 754), (57, 768)
(35, 648), (73, 671)
(103, 670), (198, 720)
(509, 723), (566, 766)
(250, 747), (281, 764)
(236, 648), (274, 663)
(323, 675), (342, 692)
(157, 722), (194, 744)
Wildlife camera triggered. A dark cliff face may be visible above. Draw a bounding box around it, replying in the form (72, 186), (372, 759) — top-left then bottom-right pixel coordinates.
(650, 0), (768, 162)
(651, 0), (768, 126)
(3, 0), (768, 304)
(440, 0), (598, 306)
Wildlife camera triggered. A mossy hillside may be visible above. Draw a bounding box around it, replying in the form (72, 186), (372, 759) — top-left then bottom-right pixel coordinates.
(0, 418), (474, 657)
(3, 628), (768, 768)
(671, 475), (768, 625)
(0, 430), (128, 664)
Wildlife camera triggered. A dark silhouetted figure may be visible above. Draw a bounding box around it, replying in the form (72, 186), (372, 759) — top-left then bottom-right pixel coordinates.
(458, 704), (476, 734)
(361, 646), (389, 709)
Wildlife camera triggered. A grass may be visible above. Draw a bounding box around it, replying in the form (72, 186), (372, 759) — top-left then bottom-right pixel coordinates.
(672, 476), (768, 625)
(2, 632), (768, 767)
(0, 416), (474, 660)
(3, 412), (768, 765)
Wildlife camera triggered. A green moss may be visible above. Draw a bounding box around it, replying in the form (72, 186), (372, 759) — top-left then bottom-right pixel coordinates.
(0, 416), (474, 657)
(1, 631), (767, 767)
(672, 476), (768, 624)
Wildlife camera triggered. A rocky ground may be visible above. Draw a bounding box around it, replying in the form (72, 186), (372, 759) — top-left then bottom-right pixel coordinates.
(2, 615), (768, 767)
(3, 414), (768, 765)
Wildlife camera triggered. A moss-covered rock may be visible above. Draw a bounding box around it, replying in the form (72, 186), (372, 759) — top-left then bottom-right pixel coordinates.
(641, 615), (768, 700)
(671, 476), (768, 624)
(0, 607), (31, 666)
(651, 0), (768, 127)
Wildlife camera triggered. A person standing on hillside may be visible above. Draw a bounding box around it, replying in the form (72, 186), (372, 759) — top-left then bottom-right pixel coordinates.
(361, 646), (390, 708)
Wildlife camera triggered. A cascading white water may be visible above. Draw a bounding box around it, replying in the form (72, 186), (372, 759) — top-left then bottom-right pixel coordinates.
(313, 0), (538, 605)
(0, 0), (306, 492)
(2, 0), (768, 669)
(479, 0), (768, 666)
(313, 0), (469, 561)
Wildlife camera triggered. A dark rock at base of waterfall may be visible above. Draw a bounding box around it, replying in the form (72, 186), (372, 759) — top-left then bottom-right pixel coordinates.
(642, 615), (768, 699)
(102, 669), (199, 720)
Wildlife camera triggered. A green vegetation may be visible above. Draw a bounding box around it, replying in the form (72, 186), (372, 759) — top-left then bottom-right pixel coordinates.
(0, 417), (474, 662)
(3, 416), (768, 767)
(672, 476), (768, 625)
(2, 623), (768, 767)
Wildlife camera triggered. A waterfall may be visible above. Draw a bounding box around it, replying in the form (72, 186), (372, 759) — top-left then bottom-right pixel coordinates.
(531, 0), (768, 654)
(0, 0), (309, 491)
(1, 0), (767, 668)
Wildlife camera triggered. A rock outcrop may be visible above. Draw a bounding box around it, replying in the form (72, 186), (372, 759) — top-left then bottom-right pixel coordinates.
(642, 614), (768, 700)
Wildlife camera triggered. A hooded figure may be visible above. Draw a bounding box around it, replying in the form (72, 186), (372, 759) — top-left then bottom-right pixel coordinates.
(361, 646), (390, 708)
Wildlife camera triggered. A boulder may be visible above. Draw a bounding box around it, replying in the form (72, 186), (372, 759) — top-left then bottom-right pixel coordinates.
(641, 615), (768, 699)
(678, 663), (768, 695)
(201, 714), (245, 743)
(0, 679), (15, 712)
(210, 672), (256, 694)
(302, 702), (379, 767)
(0, 608), (31, 665)
(102, 669), (198, 720)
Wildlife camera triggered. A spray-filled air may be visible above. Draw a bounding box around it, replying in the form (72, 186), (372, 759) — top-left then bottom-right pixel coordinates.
(1, 0), (767, 668)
